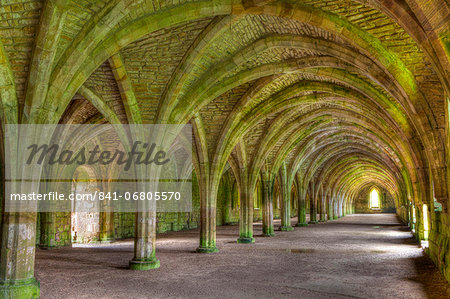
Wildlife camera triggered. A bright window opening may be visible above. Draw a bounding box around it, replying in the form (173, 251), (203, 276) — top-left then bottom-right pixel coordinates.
(369, 188), (380, 209)
(423, 204), (429, 241)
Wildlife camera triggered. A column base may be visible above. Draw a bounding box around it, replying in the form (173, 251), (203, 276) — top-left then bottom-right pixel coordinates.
(196, 246), (219, 253)
(38, 244), (62, 250)
(129, 258), (160, 270)
(224, 222), (239, 226)
(308, 221), (319, 224)
(279, 226), (294, 231)
(333, 216), (338, 219)
(261, 233), (275, 237)
(296, 223), (308, 227)
(319, 220), (326, 223)
(237, 237), (255, 243)
(0, 278), (40, 299)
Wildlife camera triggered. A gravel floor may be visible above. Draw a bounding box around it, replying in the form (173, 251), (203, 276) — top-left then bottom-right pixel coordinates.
(35, 214), (450, 298)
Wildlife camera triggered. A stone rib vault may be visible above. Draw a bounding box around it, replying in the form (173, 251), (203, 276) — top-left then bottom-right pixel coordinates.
(0, 0), (449, 297)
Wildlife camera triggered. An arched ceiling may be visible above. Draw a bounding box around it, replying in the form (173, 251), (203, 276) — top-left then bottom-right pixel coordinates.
(0, 0), (448, 210)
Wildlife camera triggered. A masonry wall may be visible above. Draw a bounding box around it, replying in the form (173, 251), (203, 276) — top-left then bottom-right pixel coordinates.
(428, 210), (450, 282)
(36, 170), (278, 245)
(354, 186), (396, 213)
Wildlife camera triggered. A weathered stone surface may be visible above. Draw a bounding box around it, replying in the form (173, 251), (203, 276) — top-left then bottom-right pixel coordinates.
(0, 1), (449, 295)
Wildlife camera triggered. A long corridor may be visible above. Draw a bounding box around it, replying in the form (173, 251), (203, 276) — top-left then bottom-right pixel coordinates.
(35, 214), (449, 298)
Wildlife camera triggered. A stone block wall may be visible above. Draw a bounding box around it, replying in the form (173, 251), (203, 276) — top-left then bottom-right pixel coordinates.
(428, 211), (450, 282)
(114, 212), (134, 238)
(354, 186), (396, 213)
(37, 212), (72, 247)
(35, 171), (257, 244)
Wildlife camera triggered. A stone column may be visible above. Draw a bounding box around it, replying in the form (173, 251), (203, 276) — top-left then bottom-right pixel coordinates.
(261, 172), (275, 236)
(99, 210), (114, 243)
(99, 180), (114, 243)
(415, 205), (423, 241)
(130, 171), (159, 269)
(129, 210), (160, 270)
(222, 173), (233, 225)
(197, 179), (218, 253)
(296, 183), (308, 227)
(238, 183), (255, 243)
(338, 196), (344, 217)
(309, 197), (318, 223)
(327, 195), (333, 220)
(279, 163), (293, 231)
(343, 201), (348, 216)
(1, 128), (44, 297)
(342, 198), (346, 217)
(309, 181), (318, 224)
(319, 188), (326, 222)
(0, 212), (40, 298)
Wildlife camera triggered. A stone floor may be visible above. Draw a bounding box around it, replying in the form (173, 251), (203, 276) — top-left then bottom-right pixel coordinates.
(35, 214), (450, 298)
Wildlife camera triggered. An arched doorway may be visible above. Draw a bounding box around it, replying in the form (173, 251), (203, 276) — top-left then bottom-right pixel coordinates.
(71, 166), (101, 244)
(369, 188), (381, 210)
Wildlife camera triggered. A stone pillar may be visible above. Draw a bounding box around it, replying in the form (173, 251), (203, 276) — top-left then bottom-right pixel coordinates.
(415, 205), (423, 241)
(222, 173), (233, 225)
(0, 151), (41, 297)
(99, 211), (114, 243)
(129, 210), (160, 270)
(99, 180), (114, 243)
(319, 188), (326, 222)
(342, 199), (346, 217)
(261, 173), (275, 236)
(339, 197), (344, 217)
(344, 201), (348, 215)
(309, 207), (317, 223)
(333, 199), (338, 219)
(296, 184), (308, 227)
(327, 195), (333, 220)
(406, 202), (411, 227)
(279, 163), (293, 231)
(197, 181), (218, 253)
(130, 171), (160, 269)
(309, 197), (318, 223)
(237, 185), (255, 243)
(0, 212), (40, 298)
(309, 182), (318, 224)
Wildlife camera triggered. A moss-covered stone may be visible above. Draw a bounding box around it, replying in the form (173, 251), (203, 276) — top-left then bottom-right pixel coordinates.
(0, 278), (40, 299)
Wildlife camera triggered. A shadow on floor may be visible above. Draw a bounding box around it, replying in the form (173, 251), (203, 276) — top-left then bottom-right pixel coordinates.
(409, 254), (450, 298)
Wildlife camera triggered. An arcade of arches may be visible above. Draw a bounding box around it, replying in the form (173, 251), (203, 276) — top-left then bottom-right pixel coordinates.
(0, 0), (449, 297)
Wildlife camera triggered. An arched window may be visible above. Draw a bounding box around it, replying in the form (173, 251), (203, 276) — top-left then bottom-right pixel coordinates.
(369, 188), (380, 209)
(423, 204), (429, 239)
